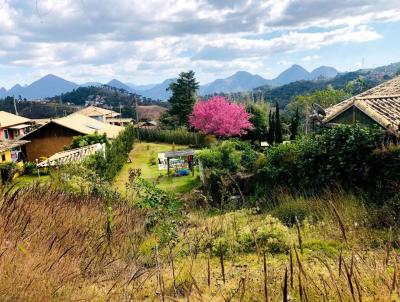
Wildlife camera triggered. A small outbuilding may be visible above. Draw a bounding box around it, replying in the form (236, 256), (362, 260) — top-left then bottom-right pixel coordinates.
(164, 149), (195, 176)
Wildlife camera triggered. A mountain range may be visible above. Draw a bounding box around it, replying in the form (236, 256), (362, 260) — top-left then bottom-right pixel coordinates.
(0, 64), (340, 100)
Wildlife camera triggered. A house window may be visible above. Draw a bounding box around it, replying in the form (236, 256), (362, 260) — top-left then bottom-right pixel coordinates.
(4, 129), (9, 140)
(1, 154), (5, 162)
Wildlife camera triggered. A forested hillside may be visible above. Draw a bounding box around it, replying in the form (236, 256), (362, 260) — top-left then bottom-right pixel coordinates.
(0, 85), (169, 119)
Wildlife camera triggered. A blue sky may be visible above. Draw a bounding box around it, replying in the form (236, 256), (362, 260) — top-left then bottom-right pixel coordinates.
(0, 0), (399, 88)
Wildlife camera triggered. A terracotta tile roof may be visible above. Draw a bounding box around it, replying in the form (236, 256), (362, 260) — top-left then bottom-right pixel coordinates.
(0, 111), (31, 128)
(52, 113), (123, 139)
(0, 140), (30, 153)
(324, 76), (400, 128)
(22, 113), (123, 140)
(75, 105), (120, 118)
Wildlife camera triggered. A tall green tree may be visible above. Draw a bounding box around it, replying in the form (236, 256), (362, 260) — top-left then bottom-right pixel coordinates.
(168, 70), (200, 126)
(245, 102), (268, 141)
(275, 102), (283, 143)
(289, 106), (300, 140)
(267, 110), (275, 144)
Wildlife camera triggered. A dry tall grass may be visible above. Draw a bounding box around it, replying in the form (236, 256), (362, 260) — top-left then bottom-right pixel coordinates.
(1, 185), (399, 301)
(0, 185), (149, 301)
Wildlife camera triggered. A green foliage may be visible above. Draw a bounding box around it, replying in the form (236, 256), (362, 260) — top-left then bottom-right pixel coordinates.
(345, 76), (369, 95)
(129, 178), (182, 246)
(202, 211), (291, 257)
(238, 215), (291, 254)
(197, 140), (258, 173)
(303, 239), (343, 257)
(0, 162), (17, 183)
(66, 132), (108, 150)
(271, 196), (320, 226)
(244, 102), (268, 141)
(266, 104), (283, 144)
(274, 102), (283, 143)
(196, 140), (261, 207)
(254, 70), (378, 108)
(23, 162), (37, 175)
(159, 111), (180, 130)
(148, 150), (157, 166)
(138, 128), (208, 147)
(86, 124), (135, 180)
(168, 70), (200, 126)
(286, 86), (350, 135)
(257, 125), (399, 200)
(267, 111), (274, 144)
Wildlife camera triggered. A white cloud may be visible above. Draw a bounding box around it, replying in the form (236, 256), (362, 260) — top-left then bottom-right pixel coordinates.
(0, 0), (397, 85)
(301, 55), (320, 61)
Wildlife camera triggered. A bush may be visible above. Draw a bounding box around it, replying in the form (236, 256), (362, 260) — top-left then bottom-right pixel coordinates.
(138, 128), (209, 147)
(257, 125), (399, 201)
(24, 162), (37, 175)
(238, 215), (291, 254)
(196, 140), (259, 172)
(271, 196), (320, 226)
(66, 132), (108, 150)
(149, 150), (157, 166)
(85, 125), (135, 180)
(0, 162), (17, 184)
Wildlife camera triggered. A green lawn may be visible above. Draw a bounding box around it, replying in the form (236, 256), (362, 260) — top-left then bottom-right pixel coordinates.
(11, 174), (50, 189)
(114, 142), (200, 195)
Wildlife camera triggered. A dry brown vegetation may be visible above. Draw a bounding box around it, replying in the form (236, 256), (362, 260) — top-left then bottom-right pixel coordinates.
(137, 105), (167, 121)
(1, 184), (399, 301)
(0, 185), (149, 301)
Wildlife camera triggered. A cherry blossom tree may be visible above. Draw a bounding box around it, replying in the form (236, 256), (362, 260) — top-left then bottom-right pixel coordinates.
(189, 96), (253, 137)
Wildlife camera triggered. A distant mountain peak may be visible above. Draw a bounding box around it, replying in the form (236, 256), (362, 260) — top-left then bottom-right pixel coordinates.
(232, 70), (253, 76)
(199, 71), (268, 95)
(11, 84), (23, 89)
(311, 66), (338, 79)
(291, 64), (306, 69)
(106, 79), (135, 93)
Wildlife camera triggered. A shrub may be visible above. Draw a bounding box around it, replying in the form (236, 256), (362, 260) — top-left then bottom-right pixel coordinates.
(0, 162), (17, 184)
(196, 140), (262, 207)
(86, 124), (135, 180)
(66, 132), (108, 150)
(302, 239), (343, 257)
(24, 162), (37, 175)
(238, 215), (291, 254)
(196, 140), (258, 173)
(149, 150), (157, 166)
(271, 196), (320, 226)
(138, 128), (208, 147)
(257, 125), (399, 201)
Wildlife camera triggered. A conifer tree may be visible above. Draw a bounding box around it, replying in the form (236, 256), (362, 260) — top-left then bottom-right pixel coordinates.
(275, 102), (283, 143)
(267, 110), (275, 144)
(168, 70), (200, 126)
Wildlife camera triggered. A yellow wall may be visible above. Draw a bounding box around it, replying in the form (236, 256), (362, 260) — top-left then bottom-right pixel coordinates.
(0, 150), (12, 163)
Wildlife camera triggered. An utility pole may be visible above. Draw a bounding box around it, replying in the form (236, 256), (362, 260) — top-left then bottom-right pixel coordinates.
(119, 103), (122, 125)
(135, 98), (140, 140)
(13, 96), (19, 116)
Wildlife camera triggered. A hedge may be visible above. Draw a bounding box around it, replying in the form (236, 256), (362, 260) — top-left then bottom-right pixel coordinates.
(256, 125), (400, 201)
(86, 125), (135, 180)
(137, 128), (210, 147)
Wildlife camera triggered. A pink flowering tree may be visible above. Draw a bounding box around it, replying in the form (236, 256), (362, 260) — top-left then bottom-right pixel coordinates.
(189, 96), (253, 137)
